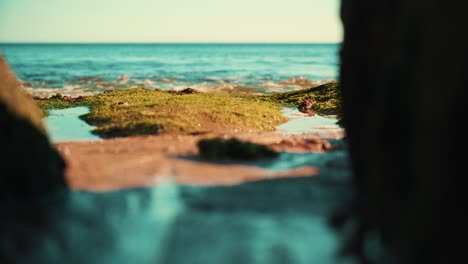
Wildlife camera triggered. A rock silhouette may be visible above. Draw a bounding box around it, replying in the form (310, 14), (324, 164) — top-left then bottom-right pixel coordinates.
(0, 55), (67, 201)
(337, 0), (464, 263)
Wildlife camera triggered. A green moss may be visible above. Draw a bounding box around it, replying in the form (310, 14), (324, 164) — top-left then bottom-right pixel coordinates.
(34, 94), (80, 116)
(34, 83), (343, 137)
(36, 88), (288, 137)
(265, 82), (342, 115)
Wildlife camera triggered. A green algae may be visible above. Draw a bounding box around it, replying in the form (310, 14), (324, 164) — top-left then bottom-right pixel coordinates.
(35, 94), (84, 116)
(36, 88), (287, 137)
(34, 84), (343, 138)
(265, 82), (342, 116)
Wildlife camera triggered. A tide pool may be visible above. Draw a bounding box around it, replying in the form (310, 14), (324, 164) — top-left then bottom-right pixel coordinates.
(44, 106), (100, 142)
(276, 107), (343, 137)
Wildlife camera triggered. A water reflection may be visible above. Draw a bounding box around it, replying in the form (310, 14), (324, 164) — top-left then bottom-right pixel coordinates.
(1, 171), (352, 263)
(43, 107), (100, 143)
(277, 107), (343, 137)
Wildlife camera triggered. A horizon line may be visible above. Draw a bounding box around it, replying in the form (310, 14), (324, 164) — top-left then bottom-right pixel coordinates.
(0, 41), (341, 45)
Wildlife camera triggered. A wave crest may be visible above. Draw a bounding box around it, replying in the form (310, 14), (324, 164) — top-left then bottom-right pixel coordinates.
(22, 75), (337, 97)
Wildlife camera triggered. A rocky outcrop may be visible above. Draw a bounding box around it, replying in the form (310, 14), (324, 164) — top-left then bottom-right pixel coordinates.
(0, 55), (67, 201)
(338, 0), (464, 263)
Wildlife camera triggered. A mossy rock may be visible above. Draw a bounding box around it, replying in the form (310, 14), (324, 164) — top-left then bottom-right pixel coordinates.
(266, 82), (342, 116)
(34, 94), (86, 116)
(34, 83), (343, 138)
(36, 88), (288, 137)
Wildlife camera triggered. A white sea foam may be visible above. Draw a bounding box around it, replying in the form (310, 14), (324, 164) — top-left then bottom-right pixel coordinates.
(24, 76), (337, 97)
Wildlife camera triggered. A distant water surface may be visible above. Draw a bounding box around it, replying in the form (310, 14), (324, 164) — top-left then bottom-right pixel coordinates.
(0, 43), (339, 96)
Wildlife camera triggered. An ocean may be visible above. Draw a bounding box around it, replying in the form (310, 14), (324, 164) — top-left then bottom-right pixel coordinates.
(0, 43), (339, 97)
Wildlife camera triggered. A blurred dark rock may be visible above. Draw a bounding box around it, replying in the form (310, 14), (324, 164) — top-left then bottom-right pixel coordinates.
(0, 55), (67, 201)
(338, 0), (464, 263)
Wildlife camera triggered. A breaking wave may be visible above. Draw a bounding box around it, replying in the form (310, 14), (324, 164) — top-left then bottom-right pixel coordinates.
(22, 75), (336, 98)
(3, 43), (340, 97)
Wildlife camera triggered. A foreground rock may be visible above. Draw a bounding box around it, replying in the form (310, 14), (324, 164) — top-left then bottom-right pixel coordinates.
(0, 55), (67, 201)
(339, 0), (465, 262)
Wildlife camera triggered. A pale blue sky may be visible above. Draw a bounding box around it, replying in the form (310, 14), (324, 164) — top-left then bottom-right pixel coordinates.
(0, 0), (342, 43)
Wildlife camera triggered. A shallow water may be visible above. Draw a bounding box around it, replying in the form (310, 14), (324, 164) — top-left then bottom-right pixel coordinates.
(277, 107), (343, 137)
(44, 106), (100, 142)
(2, 149), (352, 264)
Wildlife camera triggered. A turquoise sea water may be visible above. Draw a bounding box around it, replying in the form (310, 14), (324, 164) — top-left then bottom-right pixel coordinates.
(277, 107), (342, 137)
(0, 43), (339, 96)
(44, 107), (100, 142)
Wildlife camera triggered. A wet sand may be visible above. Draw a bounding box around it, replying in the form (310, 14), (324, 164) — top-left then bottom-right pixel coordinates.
(55, 132), (344, 191)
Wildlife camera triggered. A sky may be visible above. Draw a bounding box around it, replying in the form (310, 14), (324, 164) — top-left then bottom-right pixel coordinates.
(0, 0), (342, 43)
